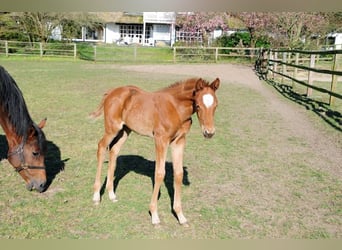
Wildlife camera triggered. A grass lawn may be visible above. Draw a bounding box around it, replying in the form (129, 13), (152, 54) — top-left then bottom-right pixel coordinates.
(0, 58), (341, 239)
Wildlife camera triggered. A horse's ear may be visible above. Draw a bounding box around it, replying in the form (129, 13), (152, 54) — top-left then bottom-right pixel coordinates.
(195, 78), (205, 91)
(27, 125), (37, 139)
(38, 118), (47, 129)
(210, 78), (220, 91)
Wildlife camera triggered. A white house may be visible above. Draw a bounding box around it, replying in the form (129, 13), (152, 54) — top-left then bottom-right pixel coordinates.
(80, 12), (177, 46)
(142, 12), (176, 46)
(74, 12), (234, 46)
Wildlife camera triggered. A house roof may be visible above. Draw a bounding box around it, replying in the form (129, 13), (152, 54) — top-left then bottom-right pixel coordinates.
(90, 12), (245, 28)
(91, 12), (143, 24)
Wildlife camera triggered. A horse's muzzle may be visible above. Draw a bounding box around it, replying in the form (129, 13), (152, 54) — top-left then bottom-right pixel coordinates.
(203, 129), (215, 139)
(26, 180), (46, 193)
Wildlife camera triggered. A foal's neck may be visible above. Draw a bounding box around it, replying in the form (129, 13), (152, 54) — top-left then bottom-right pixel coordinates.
(160, 80), (196, 120)
(162, 79), (196, 100)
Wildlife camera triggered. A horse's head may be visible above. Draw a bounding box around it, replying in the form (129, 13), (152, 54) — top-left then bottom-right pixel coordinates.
(7, 119), (47, 192)
(193, 78), (220, 138)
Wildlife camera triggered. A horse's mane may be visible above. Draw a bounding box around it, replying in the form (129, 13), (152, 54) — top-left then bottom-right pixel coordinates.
(159, 78), (209, 94)
(0, 65), (34, 137)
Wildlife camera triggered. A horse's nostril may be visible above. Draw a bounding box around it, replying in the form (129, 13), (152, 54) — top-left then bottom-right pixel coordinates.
(203, 130), (214, 138)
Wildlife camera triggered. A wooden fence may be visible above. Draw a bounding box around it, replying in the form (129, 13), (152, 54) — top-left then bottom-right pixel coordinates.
(88, 45), (174, 63)
(268, 49), (342, 105)
(1, 41), (341, 106)
(0, 41), (259, 63)
(90, 45), (259, 63)
(0, 40), (77, 59)
(173, 46), (259, 62)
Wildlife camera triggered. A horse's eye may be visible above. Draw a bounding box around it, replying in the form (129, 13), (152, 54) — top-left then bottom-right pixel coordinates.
(196, 104), (200, 110)
(32, 152), (40, 157)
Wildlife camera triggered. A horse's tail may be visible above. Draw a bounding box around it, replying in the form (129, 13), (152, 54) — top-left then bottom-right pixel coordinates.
(89, 92), (108, 119)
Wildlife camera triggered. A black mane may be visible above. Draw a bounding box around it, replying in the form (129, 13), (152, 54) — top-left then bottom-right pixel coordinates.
(0, 65), (34, 137)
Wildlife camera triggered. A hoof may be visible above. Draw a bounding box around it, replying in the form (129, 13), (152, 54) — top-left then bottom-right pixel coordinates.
(180, 222), (190, 228)
(110, 197), (118, 203)
(152, 222), (162, 229)
(151, 218), (161, 225)
(151, 213), (161, 226)
(93, 192), (101, 205)
(177, 213), (188, 226)
(108, 191), (117, 203)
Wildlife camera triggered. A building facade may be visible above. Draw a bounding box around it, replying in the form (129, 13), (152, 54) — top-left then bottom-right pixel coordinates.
(79, 12), (177, 46)
(71, 12), (231, 46)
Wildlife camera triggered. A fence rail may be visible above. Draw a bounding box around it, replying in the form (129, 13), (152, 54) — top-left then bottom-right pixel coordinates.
(88, 45), (173, 63)
(0, 41), (261, 63)
(268, 48), (342, 105)
(0, 40), (77, 59)
(1, 41), (341, 106)
(173, 46), (259, 62)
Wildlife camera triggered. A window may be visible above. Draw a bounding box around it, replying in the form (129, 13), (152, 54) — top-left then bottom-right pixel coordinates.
(120, 24), (143, 43)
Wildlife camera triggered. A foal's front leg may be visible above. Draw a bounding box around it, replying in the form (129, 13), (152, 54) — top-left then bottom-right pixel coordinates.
(171, 136), (187, 225)
(150, 137), (168, 225)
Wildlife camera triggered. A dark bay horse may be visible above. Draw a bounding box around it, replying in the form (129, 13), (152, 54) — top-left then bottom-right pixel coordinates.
(0, 65), (47, 192)
(91, 77), (220, 225)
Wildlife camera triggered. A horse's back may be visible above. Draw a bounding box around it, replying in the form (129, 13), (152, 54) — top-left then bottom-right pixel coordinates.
(103, 85), (180, 137)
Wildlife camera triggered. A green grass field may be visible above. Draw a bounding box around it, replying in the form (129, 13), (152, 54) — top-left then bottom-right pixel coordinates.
(0, 58), (341, 239)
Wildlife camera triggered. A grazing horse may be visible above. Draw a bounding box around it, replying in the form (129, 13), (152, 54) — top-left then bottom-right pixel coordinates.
(0, 65), (47, 192)
(91, 77), (220, 225)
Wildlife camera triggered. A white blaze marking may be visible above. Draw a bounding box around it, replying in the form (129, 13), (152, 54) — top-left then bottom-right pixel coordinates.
(202, 94), (214, 108)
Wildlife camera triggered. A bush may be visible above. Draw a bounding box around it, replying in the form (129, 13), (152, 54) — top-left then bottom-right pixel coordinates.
(255, 36), (271, 48)
(214, 32), (271, 50)
(215, 32), (251, 48)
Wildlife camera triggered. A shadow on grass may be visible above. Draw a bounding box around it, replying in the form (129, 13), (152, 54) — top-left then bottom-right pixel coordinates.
(44, 140), (68, 190)
(0, 134), (67, 191)
(264, 78), (342, 132)
(0, 135), (8, 161)
(99, 154), (191, 215)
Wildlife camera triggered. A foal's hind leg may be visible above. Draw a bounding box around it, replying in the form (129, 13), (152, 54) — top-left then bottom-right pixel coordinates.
(93, 133), (114, 205)
(93, 131), (120, 204)
(106, 127), (130, 202)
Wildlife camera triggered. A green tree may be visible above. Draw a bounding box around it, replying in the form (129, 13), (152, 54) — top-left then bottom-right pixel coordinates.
(11, 12), (64, 43)
(272, 12), (328, 49)
(0, 12), (103, 44)
(0, 13), (26, 40)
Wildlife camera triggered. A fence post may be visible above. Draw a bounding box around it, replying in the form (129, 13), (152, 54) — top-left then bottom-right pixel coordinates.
(292, 52), (299, 88)
(281, 52), (287, 83)
(94, 45), (97, 62)
(40, 43), (43, 57)
(307, 54), (315, 97)
(273, 52), (278, 80)
(173, 47), (176, 63)
(268, 50), (273, 78)
(73, 43), (77, 60)
(215, 47), (218, 63)
(5, 41), (8, 57)
(329, 53), (339, 105)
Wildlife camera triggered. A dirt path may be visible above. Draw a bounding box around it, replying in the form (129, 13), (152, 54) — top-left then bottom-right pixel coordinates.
(122, 64), (342, 179)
